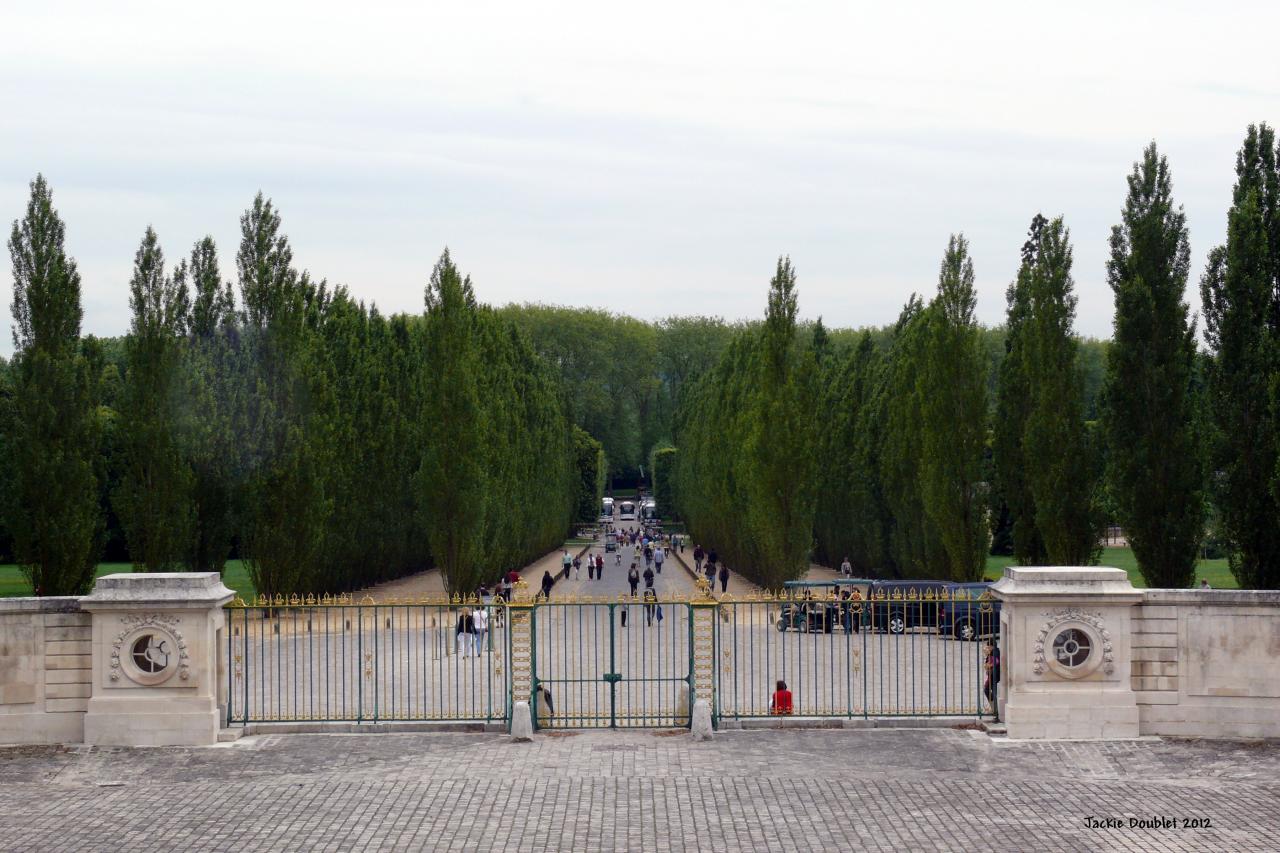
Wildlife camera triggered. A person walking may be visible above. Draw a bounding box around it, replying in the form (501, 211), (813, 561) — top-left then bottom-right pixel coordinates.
(597, 553), (605, 579)
(983, 642), (1001, 714)
(704, 560), (715, 590)
(561, 550), (572, 580)
(473, 605), (489, 654)
(573, 555), (582, 580)
(694, 545), (704, 574)
(643, 565), (655, 590)
(456, 608), (476, 658)
(840, 556), (852, 578)
(643, 544), (653, 569)
(708, 548), (718, 569)
(643, 588), (658, 627)
(770, 680), (793, 716)
(541, 570), (554, 601)
(654, 545), (665, 575)
(718, 563), (729, 594)
(628, 565), (640, 596)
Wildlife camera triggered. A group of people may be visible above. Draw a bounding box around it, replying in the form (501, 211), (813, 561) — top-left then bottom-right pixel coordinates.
(692, 545), (731, 593)
(453, 606), (490, 657)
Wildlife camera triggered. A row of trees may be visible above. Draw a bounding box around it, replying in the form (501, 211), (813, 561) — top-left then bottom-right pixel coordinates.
(673, 130), (1280, 590)
(5, 181), (586, 596)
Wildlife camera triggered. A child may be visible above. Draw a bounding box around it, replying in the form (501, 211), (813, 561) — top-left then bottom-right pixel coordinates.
(770, 680), (793, 716)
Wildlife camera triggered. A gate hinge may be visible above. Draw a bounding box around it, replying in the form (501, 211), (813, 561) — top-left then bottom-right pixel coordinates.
(602, 672), (622, 684)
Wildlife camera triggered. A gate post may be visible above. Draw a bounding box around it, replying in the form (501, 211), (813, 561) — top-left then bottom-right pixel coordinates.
(507, 583), (535, 735)
(81, 572), (233, 746)
(689, 578), (717, 737)
(991, 566), (1142, 739)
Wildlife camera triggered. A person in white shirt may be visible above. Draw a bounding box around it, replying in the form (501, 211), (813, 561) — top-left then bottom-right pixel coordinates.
(473, 606), (489, 654)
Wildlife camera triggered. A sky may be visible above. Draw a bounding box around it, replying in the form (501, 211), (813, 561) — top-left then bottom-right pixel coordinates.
(2, 1), (1277, 353)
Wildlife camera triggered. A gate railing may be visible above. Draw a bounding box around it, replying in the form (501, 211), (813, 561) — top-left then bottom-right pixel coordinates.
(224, 587), (1000, 728)
(715, 589), (1000, 721)
(225, 595), (509, 725)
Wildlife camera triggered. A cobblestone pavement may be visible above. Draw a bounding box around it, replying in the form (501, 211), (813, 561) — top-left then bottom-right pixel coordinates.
(2, 728), (1277, 851)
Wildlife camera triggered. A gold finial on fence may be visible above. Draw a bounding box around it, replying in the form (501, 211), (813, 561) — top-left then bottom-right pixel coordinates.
(228, 596), (247, 608)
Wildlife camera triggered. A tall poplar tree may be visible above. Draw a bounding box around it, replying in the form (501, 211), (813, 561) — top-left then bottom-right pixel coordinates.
(1021, 216), (1102, 564)
(918, 236), (988, 581)
(746, 257), (818, 587)
(114, 227), (194, 570)
(993, 216), (1048, 565)
(880, 296), (948, 577)
(183, 236), (240, 573)
(420, 250), (487, 594)
(237, 195), (331, 597)
(1102, 143), (1204, 588)
(6, 175), (101, 594)
(1200, 123), (1280, 589)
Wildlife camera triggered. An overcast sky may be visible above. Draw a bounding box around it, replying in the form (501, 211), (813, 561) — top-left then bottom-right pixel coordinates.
(2, 1), (1277, 353)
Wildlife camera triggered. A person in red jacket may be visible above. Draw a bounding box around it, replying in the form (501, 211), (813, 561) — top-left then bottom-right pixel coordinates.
(770, 680), (793, 716)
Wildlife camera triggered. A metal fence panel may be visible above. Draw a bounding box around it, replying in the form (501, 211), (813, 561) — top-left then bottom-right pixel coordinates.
(225, 597), (509, 725)
(714, 590), (1000, 721)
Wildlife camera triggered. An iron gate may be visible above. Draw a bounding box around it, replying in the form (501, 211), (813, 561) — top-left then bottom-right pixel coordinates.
(225, 595), (509, 725)
(529, 600), (694, 729)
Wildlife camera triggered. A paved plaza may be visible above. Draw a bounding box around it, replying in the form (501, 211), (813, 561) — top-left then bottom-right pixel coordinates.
(2, 727), (1277, 851)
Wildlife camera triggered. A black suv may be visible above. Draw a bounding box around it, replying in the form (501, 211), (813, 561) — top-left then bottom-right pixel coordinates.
(937, 582), (1001, 641)
(864, 580), (951, 634)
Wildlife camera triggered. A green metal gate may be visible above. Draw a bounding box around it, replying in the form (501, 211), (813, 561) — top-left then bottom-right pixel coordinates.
(530, 600), (693, 729)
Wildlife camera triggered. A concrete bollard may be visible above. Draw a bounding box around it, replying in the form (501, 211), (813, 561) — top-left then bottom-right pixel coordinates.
(510, 700), (533, 741)
(691, 699), (713, 741)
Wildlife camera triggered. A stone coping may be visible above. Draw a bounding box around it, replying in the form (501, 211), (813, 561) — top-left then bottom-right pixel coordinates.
(1141, 588), (1280, 606)
(80, 572), (234, 609)
(0, 596), (84, 613)
(991, 566), (1141, 599)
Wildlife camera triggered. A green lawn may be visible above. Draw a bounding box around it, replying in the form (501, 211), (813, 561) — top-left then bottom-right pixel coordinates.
(0, 560), (258, 600)
(983, 546), (1237, 589)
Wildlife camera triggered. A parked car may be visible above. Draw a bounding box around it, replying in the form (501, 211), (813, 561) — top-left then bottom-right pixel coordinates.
(937, 582), (1000, 641)
(864, 580), (951, 634)
(775, 580), (871, 633)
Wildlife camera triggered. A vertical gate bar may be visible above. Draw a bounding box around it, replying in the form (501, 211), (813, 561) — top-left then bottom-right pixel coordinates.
(357, 604), (364, 723)
(609, 602), (618, 728)
(943, 595), (949, 715)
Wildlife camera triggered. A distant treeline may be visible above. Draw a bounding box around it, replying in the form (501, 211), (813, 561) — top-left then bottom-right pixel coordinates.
(663, 129), (1280, 591)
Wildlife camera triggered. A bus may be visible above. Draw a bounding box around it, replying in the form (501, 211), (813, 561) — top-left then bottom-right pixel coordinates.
(618, 500), (637, 521)
(640, 498), (657, 522)
(600, 497), (614, 522)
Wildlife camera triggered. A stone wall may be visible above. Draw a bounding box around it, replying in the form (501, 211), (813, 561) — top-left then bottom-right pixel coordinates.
(0, 597), (91, 744)
(1133, 589), (1280, 739)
